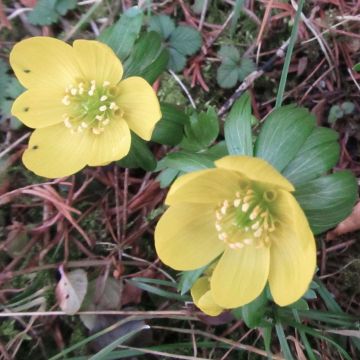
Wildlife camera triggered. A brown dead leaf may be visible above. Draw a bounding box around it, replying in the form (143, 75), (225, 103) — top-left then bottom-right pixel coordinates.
(326, 202), (360, 240)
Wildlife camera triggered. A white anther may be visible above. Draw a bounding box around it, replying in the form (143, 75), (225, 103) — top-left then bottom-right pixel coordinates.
(243, 238), (253, 245)
(244, 195), (252, 203)
(62, 95), (70, 106)
(81, 122), (88, 128)
(78, 82), (84, 88)
(88, 89), (95, 96)
(64, 118), (72, 128)
(244, 226), (249, 232)
(95, 115), (104, 121)
(99, 105), (107, 112)
(235, 191), (241, 198)
(241, 203), (250, 212)
(70, 88), (77, 96)
(79, 88), (84, 95)
(77, 126), (83, 133)
(102, 118), (110, 126)
(250, 205), (261, 220)
(109, 102), (118, 110)
(246, 189), (254, 195)
(235, 242), (244, 248)
(215, 222), (222, 231)
(215, 211), (222, 221)
(90, 80), (96, 85)
(251, 222), (260, 230)
(92, 127), (101, 135)
(233, 198), (241, 208)
(103, 80), (110, 87)
(100, 95), (108, 102)
(254, 228), (263, 238)
(218, 232), (228, 241)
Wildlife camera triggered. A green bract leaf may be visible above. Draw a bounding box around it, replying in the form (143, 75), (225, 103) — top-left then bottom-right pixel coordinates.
(28, 0), (58, 25)
(157, 168), (181, 189)
(169, 26), (202, 56)
(168, 47), (187, 72)
(124, 31), (168, 83)
(255, 106), (316, 172)
(294, 171), (358, 234)
(148, 15), (175, 40)
(152, 103), (187, 146)
(283, 127), (340, 186)
(180, 107), (219, 152)
(99, 7), (143, 61)
(202, 141), (229, 160)
(157, 151), (214, 173)
(178, 266), (207, 295)
(241, 290), (268, 328)
(224, 92), (253, 156)
(117, 133), (156, 171)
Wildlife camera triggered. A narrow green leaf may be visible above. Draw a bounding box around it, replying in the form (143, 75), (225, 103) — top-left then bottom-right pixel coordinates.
(180, 107), (219, 152)
(148, 15), (175, 40)
(262, 326), (273, 359)
(255, 106), (315, 172)
(152, 103), (187, 146)
(224, 92), (253, 156)
(117, 133), (156, 171)
(141, 48), (169, 84)
(157, 168), (180, 189)
(157, 151), (214, 173)
(282, 127), (340, 186)
(99, 7), (143, 60)
(230, 0), (245, 36)
(294, 171), (358, 234)
(169, 26), (202, 56)
(275, 323), (294, 360)
(242, 289), (268, 328)
(178, 266), (207, 295)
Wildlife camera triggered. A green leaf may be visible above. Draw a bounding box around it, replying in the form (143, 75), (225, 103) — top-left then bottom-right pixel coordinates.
(192, 0), (212, 14)
(27, 0), (58, 25)
(169, 26), (202, 56)
(157, 151), (214, 173)
(328, 105), (343, 124)
(218, 45), (240, 63)
(156, 168), (180, 188)
(55, 0), (77, 15)
(168, 47), (187, 72)
(180, 107), (219, 152)
(282, 127), (340, 186)
(152, 103), (187, 146)
(241, 290), (268, 328)
(99, 7), (143, 61)
(148, 15), (175, 40)
(286, 299), (309, 311)
(255, 106), (316, 172)
(216, 63), (239, 88)
(178, 266), (207, 295)
(238, 58), (256, 80)
(117, 133), (156, 171)
(294, 171), (358, 234)
(353, 62), (360, 72)
(124, 32), (168, 83)
(224, 92), (253, 156)
(202, 141), (229, 160)
(275, 323), (295, 360)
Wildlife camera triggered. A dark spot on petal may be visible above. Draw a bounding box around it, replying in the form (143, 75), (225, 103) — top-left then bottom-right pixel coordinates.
(65, 294), (70, 299)
(114, 109), (121, 116)
(24, 107), (29, 112)
(32, 145), (39, 150)
(23, 69), (31, 73)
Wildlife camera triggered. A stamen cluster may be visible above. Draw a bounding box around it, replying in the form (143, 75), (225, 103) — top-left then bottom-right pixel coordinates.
(61, 80), (122, 135)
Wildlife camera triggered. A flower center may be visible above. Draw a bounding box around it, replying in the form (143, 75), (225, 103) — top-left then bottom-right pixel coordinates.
(214, 182), (278, 250)
(61, 80), (122, 135)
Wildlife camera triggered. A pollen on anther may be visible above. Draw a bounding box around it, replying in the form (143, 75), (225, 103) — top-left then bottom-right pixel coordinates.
(81, 122), (88, 128)
(109, 102), (118, 110)
(241, 203), (250, 212)
(100, 95), (108, 102)
(215, 211), (222, 221)
(92, 128), (101, 135)
(215, 222), (222, 231)
(251, 222), (260, 230)
(254, 228), (263, 238)
(62, 95), (70, 106)
(233, 198), (241, 207)
(102, 118), (110, 126)
(95, 115), (103, 121)
(70, 88), (77, 96)
(218, 232), (228, 241)
(64, 118), (72, 128)
(99, 105), (107, 112)
(88, 89), (95, 96)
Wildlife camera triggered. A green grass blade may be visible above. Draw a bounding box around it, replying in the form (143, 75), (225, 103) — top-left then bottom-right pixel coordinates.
(275, 0), (305, 108)
(275, 323), (294, 360)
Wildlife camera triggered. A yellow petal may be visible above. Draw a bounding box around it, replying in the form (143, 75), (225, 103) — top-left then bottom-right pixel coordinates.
(73, 40), (123, 85)
(191, 277), (223, 316)
(166, 168), (244, 206)
(22, 124), (88, 178)
(86, 118), (131, 166)
(12, 89), (66, 128)
(215, 156), (294, 192)
(268, 190), (316, 306)
(155, 203), (225, 271)
(211, 247), (270, 308)
(10, 36), (80, 89)
(116, 77), (162, 140)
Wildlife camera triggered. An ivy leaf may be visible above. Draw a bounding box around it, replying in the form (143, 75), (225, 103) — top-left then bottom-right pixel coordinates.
(169, 26), (202, 56)
(148, 15), (175, 40)
(180, 107), (219, 152)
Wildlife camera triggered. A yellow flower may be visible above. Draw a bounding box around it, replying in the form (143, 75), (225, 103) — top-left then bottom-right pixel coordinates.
(10, 37), (161, 178)
(155, 155), (316, 312)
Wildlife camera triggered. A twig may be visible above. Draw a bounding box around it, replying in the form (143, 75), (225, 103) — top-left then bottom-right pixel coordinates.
(217, 39), (289, 117)
(168, 69), (196, 109)
(0, 132), (30, 159)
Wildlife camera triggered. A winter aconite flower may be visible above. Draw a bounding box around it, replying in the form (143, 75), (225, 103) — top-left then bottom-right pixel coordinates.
(155, 156), (316, 312)
(10, 37), (161, 178)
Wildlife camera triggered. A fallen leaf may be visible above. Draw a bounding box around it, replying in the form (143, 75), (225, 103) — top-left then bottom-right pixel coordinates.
(56, 265), (88, 315)
(327, 202), (360, 240)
